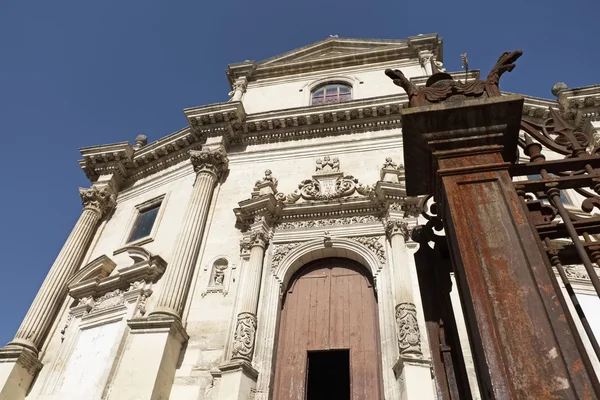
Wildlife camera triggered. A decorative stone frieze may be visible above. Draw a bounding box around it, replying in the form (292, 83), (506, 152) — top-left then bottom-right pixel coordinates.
(189, 147), (229, 180)
(67, 248), (166, 301)
(277, 215), (379, 230)
(395, 303), (423, 357)
(350, 236), (386, 264)
(231, 312), (258, 361)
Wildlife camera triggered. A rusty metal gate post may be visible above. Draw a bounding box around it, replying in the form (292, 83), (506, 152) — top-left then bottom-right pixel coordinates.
(387, 52), (600, 399)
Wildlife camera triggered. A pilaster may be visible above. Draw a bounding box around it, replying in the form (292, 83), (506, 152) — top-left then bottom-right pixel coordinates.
(150, 146), (228, 319)
(232, 229), (269, 362)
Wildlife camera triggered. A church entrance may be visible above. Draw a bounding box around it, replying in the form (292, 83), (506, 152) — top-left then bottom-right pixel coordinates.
(273, 258), (384, 400)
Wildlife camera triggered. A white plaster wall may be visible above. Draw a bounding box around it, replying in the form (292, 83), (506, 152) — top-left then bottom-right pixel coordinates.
(242, 62), (422, 114)
(54, 321), (121, 399)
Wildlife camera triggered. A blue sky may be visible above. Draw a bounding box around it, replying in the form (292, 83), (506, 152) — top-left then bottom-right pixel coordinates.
(0, 0), (598, 346)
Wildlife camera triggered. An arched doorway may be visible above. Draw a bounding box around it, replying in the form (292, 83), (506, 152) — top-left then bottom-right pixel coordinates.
(273, 258), (384, 400)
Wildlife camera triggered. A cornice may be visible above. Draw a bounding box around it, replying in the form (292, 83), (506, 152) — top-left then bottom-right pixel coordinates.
(79, 126), (204, 183)
(227, 34), (442, 83)
(558, 85), (600, 128)
(186, 94), (407, 146)
(78, 75), (600, 187)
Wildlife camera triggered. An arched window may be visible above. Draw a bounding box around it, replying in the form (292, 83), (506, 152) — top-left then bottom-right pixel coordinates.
(311, 83), (352, 105)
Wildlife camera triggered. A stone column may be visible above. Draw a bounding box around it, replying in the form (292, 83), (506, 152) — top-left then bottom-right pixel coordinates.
(386, 217), (435, 400)
(110, 147), (227, 400)
(231, 230), (268, 362)
(418, 50), (434, 76)
(215, 229), (268, 400)
(0, 185), (115, 400)
(386, 219), (422, 357)
(150, 146), (228, 320)
(9, 186), (115, 354)
(228, 76), (248, 102)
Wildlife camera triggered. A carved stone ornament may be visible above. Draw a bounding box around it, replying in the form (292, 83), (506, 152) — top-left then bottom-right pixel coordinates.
(276, 156), (371, 203)
(350, 236), (386, 263)
(239, 239), (253, 257)
(271, 242), (302, 269)
(255, 169), (278, 189)
(231, 312), (258, 361)
(563, 265), (591, 280)
(79, 186), (116, 216)
(386, 219), (411, 241)
(385, 49), (523, 107)
(396, 302), (422, 357)
(277, 215), (379, 230)
(382, 157), (398, 169)
(189, 148), (229, 179)
(87, 289), (125, 315)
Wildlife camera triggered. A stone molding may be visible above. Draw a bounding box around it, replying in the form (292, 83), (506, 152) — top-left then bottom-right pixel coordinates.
(127, 316), (189, 344)
(79, 186), (116, 216)
(79, 89), (579, 186)
(67, 247), (166, 302)
(217, 359), (259, 381)
(0, 346), (43, 377)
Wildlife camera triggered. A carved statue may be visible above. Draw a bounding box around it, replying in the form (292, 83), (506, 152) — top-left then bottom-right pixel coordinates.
(331, 157), (340, 172)
(213, 269), (225, 285)
(315, 158), (323, 172)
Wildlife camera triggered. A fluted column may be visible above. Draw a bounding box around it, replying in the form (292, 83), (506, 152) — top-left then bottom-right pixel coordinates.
(8, 186), (115, 354)
(386, 219), (423, 357)
(150, 147), (228, 319)
(231, 231), (268, 362)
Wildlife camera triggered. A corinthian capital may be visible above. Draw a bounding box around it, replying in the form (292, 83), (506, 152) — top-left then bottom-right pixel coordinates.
(189, 147), (229, 180)
(385, 219), (411, 241)
(79, 186), (116, 216)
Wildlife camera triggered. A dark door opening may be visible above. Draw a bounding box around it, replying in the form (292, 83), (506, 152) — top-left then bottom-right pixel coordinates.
(306, 350), (350, 400)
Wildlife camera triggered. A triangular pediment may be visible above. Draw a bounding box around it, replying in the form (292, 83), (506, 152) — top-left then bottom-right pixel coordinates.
(258, 38), (410, 66)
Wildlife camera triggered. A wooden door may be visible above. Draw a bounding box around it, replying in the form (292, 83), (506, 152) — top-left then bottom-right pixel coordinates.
(273, 258), (384, 400)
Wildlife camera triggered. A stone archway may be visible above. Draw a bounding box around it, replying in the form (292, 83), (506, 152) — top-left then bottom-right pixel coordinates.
(272, 257), (384, 400)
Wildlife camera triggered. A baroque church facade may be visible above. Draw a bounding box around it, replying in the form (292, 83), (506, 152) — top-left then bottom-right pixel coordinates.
(1, 33), (600, 399)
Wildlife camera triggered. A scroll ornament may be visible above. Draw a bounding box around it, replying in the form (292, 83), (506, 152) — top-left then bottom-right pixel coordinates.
(396, 302), (422, 356)
(231, 312), (258, 361)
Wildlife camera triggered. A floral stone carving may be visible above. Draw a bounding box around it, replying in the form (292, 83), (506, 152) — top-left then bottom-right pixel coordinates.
(189, 147), (229, 179)
(79, 186), (116, 216)
(396, 302), (422, 357)
(277, 215), (379, 230)
(350, 236), (386, 264)
(231, 312), (258, 361)
(271, 242), (302, 269)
